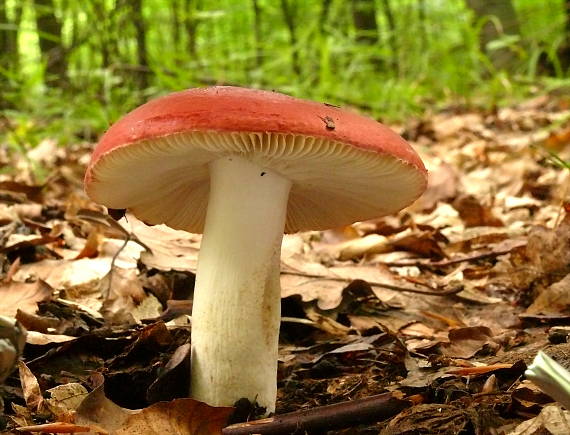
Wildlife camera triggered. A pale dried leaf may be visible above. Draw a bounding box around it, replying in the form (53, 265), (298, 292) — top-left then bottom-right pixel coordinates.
(411, 161), (459, 211)
(507, 404), (570, 435)
(100, 268), (151, 324)
(18, 361), (45, 412)
(25, 330), (76, 345)
(334, 234), (391, 260)
(441, 326), (498, 359)
(526, 273), (570, 315)
(75, 385), (232, 435)
(46, 383), (89, 419)
(126, 216), (200, 272)
(0, 280), (52, 317)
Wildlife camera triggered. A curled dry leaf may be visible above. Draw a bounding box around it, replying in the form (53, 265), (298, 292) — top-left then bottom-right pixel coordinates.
(18, 361), (45, 413)
(281, 264), (407, 310)
(453, 194), (503, 228)
(100, 267), (162, 324)
(0, 280), (52, 317)
(409, 160), (459, 212)
(507, 404), (570, 435)
(46, 383), (89, 420)
(25, 330), (76, 345)
(526, 273), (570, 315)
(75, 384), (233, 435)
(334, 234), (391, 261)
(75, 226), (104, 260)
(509, 216), (570, 291)
(441, 326), (498, 359)
(12, 236), (142, 295)
(127, 215), (200, 272)
(380, 403), (474, 435)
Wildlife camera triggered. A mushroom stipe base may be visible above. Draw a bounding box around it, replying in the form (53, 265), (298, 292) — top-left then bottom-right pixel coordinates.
(190, 156), (292, 413)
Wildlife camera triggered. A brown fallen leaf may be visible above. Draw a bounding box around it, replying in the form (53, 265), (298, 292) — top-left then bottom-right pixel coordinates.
(347, 315), (385, 334)
(304, 306), (351, 336)
(380, 403), (473, 435)
(25, 330), (76, 345)
(46, 383), (89, 420)
(509, 216), (570, 291)
(0, 180), (45, 202)
(420, 310), (463, 328)
(146, 343), (190, 403)
(453, 194), (503, 228)
(127, 216), (200, 272)
(410, 161), (459, 212)
(75, 208), (130, 238)
(431, 112), (484, 140)
(5, 256), (21, 282)
(441, 326), (499, 359)
(16, 308), (61, 333)
(18, 361), (45, 413)
(334, 234), (391, 261)
(14, 241), (142, 291)
(75, 226), (104, 260)
(399, 322), (435, 338)
(281, 260), (410, 310)
(526, 272), (570, 315)
(544, 125), (570, 152)
(75, 384), (233, 435)
(100, 268), (162, 324)
(2, 232), (62, 254)
(0, 280), (52, 317)
(390, 229), (447, 259)
(511, 380), (555, 415)
(507, 404), (570, 435)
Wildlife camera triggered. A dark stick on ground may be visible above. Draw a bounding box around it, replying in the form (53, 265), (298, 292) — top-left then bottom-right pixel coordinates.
(222, 392), (412, 435)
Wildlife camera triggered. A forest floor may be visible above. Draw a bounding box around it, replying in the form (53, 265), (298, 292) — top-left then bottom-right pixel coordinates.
(1, 93), (570, 434)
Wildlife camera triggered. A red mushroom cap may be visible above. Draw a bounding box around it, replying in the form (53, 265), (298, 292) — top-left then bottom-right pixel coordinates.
(85, 86), (427, 233)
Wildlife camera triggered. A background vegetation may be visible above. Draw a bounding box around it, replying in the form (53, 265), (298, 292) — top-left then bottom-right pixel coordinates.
(1, 0), (569, 146)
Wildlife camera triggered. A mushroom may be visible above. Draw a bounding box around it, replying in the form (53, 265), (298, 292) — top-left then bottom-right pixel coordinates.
(84, 86), (427, 413)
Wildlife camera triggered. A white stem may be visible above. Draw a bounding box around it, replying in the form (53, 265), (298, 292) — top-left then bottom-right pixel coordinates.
(526, 351), (570, 410)
(190, 156), (292, 413)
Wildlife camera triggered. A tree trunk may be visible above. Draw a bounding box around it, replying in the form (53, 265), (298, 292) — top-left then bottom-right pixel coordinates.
(319, 0), (332, 34)
(185, 0), (200, 60)
(417, 0), (427, 53)
(466, 0), (521, 71)
(34, 0), (67, 87)
(0, 0), (21, 73)
(280, 0), (301, 76)
(380, 0), (398, 73)
(131, 0), (149, 88)
(559, 0), (570, 71)
(352, 0), (384, 71)
(170, 0), (182, 53)
(0, 0), (11, 67)
(251, 0), (262, 68)
(352, 0), (378, 46)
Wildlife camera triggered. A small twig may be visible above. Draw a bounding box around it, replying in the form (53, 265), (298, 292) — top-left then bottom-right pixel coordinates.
(281, 270), (462, 296)
(175, 264), (460, 296)
(281, 316), (316, 325)
(222, 392), (412, 435)
(386, 242), (525, 269)
(106, 233), (130, 298)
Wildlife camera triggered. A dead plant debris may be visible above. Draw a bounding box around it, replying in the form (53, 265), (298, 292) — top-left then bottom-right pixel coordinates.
(1, 95), (570, 434)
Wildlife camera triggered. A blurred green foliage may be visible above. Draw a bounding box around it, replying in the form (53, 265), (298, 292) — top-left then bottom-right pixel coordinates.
(0, 0), (569, 147)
